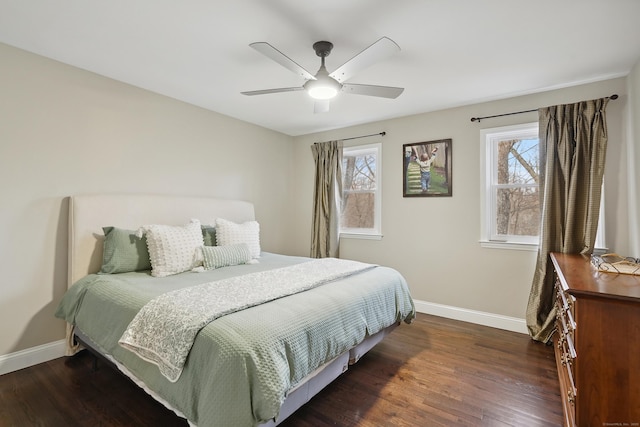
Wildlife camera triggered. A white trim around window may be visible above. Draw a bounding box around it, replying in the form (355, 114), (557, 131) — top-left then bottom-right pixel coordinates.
(340, 142), (382, 239)
(480, 122), (539, 251)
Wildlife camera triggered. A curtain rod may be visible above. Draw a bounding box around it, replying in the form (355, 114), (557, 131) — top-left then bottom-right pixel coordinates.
(470, 94), (618, 123)
(342, 131), (386, 141)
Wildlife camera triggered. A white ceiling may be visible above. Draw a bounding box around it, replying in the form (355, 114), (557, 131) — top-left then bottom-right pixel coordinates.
(2, 0), (640, 136)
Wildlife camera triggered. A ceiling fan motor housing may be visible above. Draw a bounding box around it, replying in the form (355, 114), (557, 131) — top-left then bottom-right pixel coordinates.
(313, 41), (333, 58)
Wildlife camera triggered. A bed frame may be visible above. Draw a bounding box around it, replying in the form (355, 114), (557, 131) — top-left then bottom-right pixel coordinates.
(66, 193), (397, 426)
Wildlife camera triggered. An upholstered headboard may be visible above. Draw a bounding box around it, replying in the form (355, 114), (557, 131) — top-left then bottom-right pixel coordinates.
(68, 194), (255, 287)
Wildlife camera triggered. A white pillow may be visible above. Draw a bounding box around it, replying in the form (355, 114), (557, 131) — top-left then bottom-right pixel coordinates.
(215, 218), (261, 258)
(137, 219), (204, 277)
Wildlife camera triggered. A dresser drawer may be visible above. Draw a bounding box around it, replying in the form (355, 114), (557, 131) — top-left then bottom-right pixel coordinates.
(555, 280), (576, 327)
(555, 281), (576, 357)
(555, 301), (577, 404)
(554, 277), (577, 426)
(558, 337), (576, 398)
(553, 331), (577, 427)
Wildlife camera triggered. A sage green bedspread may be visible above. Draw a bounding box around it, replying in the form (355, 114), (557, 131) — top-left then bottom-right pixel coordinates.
(55, 253), (415, 427)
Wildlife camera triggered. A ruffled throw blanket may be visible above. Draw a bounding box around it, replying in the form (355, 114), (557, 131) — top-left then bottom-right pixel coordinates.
(119, 258), (376, 382)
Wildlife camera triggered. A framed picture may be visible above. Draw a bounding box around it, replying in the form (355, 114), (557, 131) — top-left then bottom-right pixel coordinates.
(403, 139), (452, 197)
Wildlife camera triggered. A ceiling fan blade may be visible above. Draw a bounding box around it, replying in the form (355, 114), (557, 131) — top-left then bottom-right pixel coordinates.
(342, 83), (404, 99)
(241, 87), (304, 96)
(329, 37), (400, 83)
(314, 100), (330, 113)
(249, 42), (315, 81)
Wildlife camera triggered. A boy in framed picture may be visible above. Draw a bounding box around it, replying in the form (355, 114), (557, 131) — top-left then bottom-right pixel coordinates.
(416, 147), (438, 192)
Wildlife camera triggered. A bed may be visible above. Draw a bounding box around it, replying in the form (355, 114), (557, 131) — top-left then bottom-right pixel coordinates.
(55, 194), (415, 427)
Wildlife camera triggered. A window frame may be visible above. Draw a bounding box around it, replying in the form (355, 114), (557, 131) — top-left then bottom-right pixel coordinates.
(480, 122), (540, 250)
(340, 142), (382, 240)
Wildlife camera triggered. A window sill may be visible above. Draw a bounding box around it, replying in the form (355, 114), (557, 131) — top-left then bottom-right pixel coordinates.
(479, 240), (609, 254)
(479, 240), (538, 251)
(340, 232), (383, 241)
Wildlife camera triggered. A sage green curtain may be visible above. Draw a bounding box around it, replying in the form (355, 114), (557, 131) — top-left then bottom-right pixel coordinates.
(526, 98), (609, 342)
(310, 140), (343, 258)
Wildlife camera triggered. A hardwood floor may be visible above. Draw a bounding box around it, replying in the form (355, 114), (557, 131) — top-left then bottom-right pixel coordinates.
(0, 315), (563, 426)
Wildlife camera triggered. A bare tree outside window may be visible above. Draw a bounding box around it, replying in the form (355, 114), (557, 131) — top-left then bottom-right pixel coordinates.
(494, 137), (540, 238)
(481, 123), (542, 246)
(341, 151), (376, 229)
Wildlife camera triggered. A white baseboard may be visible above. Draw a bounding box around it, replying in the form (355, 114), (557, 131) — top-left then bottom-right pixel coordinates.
(414, 299), (528, 335)
(0, 339), (66, 376)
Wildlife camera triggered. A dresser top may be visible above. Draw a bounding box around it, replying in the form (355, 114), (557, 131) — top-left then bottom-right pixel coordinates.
(550, 252), (640, 301)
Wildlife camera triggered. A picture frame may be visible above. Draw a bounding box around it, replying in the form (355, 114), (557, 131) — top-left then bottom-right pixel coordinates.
(403, 139), (452, 197)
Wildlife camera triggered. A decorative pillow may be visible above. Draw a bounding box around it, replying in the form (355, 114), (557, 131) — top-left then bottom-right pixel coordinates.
(215, 218), (261, 258)
(100, 227), (151, 274)
(201, 243), (253, 269)
(137, 219), (204, 277)
(201, 225), (217, 246)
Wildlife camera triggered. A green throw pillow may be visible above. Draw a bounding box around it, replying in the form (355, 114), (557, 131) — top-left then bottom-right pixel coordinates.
(202, 225), (217, 246)
(202, 243), (252, 270)
(100, 227), (151, 274)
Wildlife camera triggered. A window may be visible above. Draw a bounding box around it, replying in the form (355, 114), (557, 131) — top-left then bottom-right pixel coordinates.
(480, 123), (607, 250)
(340, 142), (382, 239)
(481, 123), (540, 248)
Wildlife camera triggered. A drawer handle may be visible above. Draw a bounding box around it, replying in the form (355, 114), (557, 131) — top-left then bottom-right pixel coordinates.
(557, 332), (566, 347)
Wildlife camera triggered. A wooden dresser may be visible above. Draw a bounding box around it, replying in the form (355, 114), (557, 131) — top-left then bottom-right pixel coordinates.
(550, 252), (640, 427)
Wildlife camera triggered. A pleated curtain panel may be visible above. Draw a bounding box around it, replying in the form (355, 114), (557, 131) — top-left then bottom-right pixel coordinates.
(310, 140), (343, 258)
(526, 97), (610, 343)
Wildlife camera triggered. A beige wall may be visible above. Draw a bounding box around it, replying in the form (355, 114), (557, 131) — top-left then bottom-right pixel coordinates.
(0, 43), (295, 356)
(291, 78), (629, 320)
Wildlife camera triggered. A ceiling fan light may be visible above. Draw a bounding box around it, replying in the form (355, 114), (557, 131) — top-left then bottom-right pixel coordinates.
(305, 76), (342, 100)
(308, 85), (338, 100)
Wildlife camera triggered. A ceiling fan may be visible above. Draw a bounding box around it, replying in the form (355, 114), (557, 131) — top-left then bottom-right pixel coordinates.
(241, 36), (404, 113)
